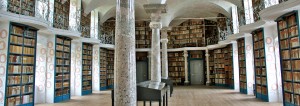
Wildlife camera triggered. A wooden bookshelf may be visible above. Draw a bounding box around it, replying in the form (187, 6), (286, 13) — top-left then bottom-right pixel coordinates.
(53, 0), (70, 30)
(99, 48), (114, 90)
(168, 20), (206, 48)
(99, 48), (107, 90)
(209, 51), (215, 85)
(168, 52), (185, 85)
(252, 0), (264, 22)
(106, 50), (114, 89)
(82, 43), (93, 95)
(276, 11), (300, 105)
(7, 0), (35, 17)
(6, 23), (37, 106)
(54, 35), (71, 103)
(224, 44), (234, 89)
(238, 38), (247, 94)
(214, 49), (226, 86)
(205, 20), (219, 45)
(80, 5), (91, 38)
(252, 29), (268, 101)
(135, 21), (151, 48)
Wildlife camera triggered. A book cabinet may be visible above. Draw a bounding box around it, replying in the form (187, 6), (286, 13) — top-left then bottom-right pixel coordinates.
(99, 48), (114, 90)
(168, 52), (185, 85)
(276, 11), (300, 105)
(214, 48), (226, 86)
(238, 38), (247, 94)
(54, 35), (71, 103)
(7, 0), (35, 17)
(81, 43), (93, 95)
(5, 23), (37, 106)
(209, 51), (215, 85)
(135, 21), (151, 48)
(252, 28), (268, 101)
(224, 44), (234, 89)
(53, 0), (70, 30)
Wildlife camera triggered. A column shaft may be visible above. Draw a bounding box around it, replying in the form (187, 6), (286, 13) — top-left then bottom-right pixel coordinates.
(151, 27), (161, 82)
(161, 29), (168, 79)
(205, 50), (210, 86)
(114, 0), (136, 105)
(184, 51), (189, 84)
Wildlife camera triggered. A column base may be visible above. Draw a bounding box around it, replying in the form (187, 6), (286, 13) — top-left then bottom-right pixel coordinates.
(206, 81), (210, 86)
(184, 81), (189, 85)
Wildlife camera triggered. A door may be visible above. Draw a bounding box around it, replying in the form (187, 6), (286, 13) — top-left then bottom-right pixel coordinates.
(190, 60), (204, 85)
(136, 61), (148, 83)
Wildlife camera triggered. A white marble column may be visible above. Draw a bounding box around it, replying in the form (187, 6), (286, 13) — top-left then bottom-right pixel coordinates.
(149, 15), (162, 82)
(205, 49), (210, 86)
(245, 34), (255, 95)
(232, 41), (240, 91)
(161, 27), (169, 79)
(114, 0), (136, 105)
(184, 50), (189, 84)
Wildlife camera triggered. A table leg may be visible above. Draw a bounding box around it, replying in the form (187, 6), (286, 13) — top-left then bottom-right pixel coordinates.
(150, 101), (152, 106)
(166, 92), (168, 106)
(163, 95), (165, 106)
(143, 101), (146, 106)
(159, 100), (161, 106)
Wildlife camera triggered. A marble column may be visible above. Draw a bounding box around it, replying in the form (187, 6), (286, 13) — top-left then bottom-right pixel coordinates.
(184, 50), (189, 84)
(150, 14), (162, 82)
(114, 0), (136, 106)
(205, 49), (210, 86)
(161, 27), (169, 79)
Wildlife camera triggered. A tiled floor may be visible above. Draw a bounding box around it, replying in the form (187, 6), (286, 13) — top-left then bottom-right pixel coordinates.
(36, 85), (282, 106)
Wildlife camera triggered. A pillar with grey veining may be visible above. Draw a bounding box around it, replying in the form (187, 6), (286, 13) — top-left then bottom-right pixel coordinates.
(150, 17), (162, 82)
(205, 49), (210, 86)
(114, 0), (136, 105)
(161, 28), (169, 79)
(184, 50), (189, 84)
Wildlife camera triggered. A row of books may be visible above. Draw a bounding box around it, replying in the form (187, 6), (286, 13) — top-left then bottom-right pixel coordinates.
(56, 38), (71, 45)
(83, 51), (92, 55)
(56, 45), (70, 52)
(256, 77), (267, 85)
(7, 85), (33, 96)
(55, 82), (69, 88)
(55, 74), (69, 80)
(169, 72), (185, 77)
(56, 67), (69, 73)
(56, 52), (70, 58)
(168, 62), (184, 66)
(254, 50), (265, 58)
(56, 59), (70, 65)
(10, 45), (34, 54)
(10, 35), (35, 46)
(256, 85), (267, 95)
(7, 75), (34, 85)
(8, 65), (33, 74)
(83, 71), (91, 75)
(6, 94), (33, 106)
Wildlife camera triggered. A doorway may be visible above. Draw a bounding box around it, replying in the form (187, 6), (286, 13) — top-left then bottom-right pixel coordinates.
(190, 60), (204, 85)
(136, 61), (148, 83)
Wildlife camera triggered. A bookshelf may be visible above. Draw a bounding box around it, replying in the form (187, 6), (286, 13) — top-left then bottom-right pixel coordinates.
(168, 52), (185, 85)
(7, 0), (35, 17)
(106, 50), (114, 89)
(224, 44), (234, 89)
(99, 48), (107, 90)
(135, 21), (151, 48)
(214, 49), (226, 86)
(238, 38), (247, 94)
(99, 48), (114, 90)
(252, 0), (264, 22)
(82, 43), (93, 95)
(276, 11), (300, 105)
(80, 5), (91, 38)
(168, 20), (206, 48)
(53, 0), (70, 30)
(5, 23), (37, 106)
(252, 29), (268, 101)
(205, 20), (219, 45)
(209, 51), (215, 85)
(54, 35), (71, 103)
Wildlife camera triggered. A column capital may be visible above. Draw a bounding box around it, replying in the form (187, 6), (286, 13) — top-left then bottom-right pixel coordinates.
(161, 39), (168, 43)
(183, 50), (188, 57)
(149, 22), (162, 29)
(144, 4), (167, 14)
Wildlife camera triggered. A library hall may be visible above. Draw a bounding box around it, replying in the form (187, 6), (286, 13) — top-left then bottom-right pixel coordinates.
(0, 0), (299, 106)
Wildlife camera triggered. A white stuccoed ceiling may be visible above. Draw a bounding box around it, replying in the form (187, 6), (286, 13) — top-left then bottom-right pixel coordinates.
(83, 0), (242, 26)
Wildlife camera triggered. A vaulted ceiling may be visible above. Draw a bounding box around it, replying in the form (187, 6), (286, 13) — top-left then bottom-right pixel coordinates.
(82, 0), (243, 26)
